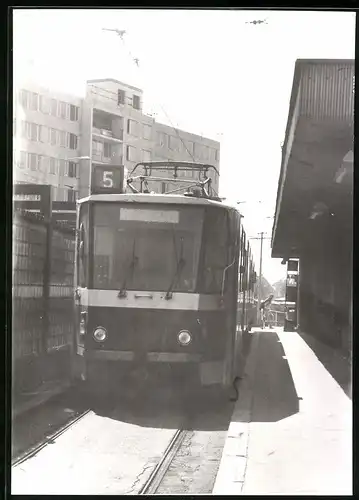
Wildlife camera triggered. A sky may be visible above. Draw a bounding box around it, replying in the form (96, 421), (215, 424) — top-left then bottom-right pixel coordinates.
(12, 8), (356, 284)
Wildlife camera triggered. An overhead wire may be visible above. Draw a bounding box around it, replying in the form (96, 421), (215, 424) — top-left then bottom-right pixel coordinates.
(106, 29), (219, 197)
(119, 33), (197, 162)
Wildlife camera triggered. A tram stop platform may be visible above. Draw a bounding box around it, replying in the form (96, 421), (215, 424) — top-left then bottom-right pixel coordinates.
(213, 328), (352, 496)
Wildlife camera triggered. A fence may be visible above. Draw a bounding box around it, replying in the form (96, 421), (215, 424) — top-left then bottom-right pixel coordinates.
(12, 184), (76, 394)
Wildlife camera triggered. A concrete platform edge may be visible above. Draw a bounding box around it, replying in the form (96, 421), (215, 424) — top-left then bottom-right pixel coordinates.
(212, 332), (259, 495)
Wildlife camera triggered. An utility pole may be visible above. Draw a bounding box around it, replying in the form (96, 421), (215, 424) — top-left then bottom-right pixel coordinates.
(249, 232), (271, 325)
(257, 231), (264, 325)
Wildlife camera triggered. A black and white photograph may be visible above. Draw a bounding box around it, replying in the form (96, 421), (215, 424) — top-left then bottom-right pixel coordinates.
(11, 8), (353, 495)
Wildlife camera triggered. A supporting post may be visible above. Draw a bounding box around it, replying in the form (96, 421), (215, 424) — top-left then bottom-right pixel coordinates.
(256, 232), (264, 325)
(42, 185), (53, 356)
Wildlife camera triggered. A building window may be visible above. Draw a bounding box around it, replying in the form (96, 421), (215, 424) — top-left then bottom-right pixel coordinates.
(40, 95), (50, 114)
(127, 119), (138, 136)
(19, 89), (30, 109)
(59, 101), (67, 119)
(50, 99), (58, 116)
(126, 145), (136, 162)
(169, 135), (179, 151)
(118, 89), (125, 105)
(161, 182), (167, 194)
(215, 149), (220, 162)
(133, 95), (140, 110)
(142, 149), (151, 162)
(202, 146), (209, 161)
(58, 159), (65, 176)
(59, 130), (67, 147)
(30, 123), (39, 141)
(70, 104), (79, 121)
(193, 143), (199, 159)
(67, 189), (77, 202)
(156, 132), (167, 147)
(30, 93), (39, 111)
(39, 125), (49, 143)
(49, 157), (56, 174)
(40, 156), (48, 174)
(104, 142), (111, 158)
(50, 128), (57, 146)
(28, 153), (38, 171)
(92, 140), (103, 155)
(143, 124), (152, 140)
(69, 133), (78, 150)
(18, 151), (27, 169)
(68, 161), (77, 178)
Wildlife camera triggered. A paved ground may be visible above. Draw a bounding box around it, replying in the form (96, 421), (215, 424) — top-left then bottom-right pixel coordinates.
(12, 388), (234, 495)
(12, 408), (178, 495)
(213, 328), (352, 495)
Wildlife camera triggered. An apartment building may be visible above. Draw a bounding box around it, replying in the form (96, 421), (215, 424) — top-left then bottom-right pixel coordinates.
(79, 78), (156, 198)
(153, 122), (220, 194)
(13, 82), (82, 201)
(13, 78), (221, 199)
(82, 78), (220, 196)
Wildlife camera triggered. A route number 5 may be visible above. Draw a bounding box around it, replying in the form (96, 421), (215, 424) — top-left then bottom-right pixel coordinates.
(103, 171), (114, 188)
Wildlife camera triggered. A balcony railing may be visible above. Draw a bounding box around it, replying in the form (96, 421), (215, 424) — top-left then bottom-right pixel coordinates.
(92, 127), (124, 142)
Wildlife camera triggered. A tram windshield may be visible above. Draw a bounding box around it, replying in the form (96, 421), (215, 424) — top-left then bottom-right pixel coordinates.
(92, 203), (204, 292)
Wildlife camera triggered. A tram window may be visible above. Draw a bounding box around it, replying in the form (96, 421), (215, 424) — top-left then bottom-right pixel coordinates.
(78, 204), (89, 288)
(201, 208), (229, 293)
(92, 203), (203, 291)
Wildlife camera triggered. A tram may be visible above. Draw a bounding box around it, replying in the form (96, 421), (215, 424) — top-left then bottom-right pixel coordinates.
(72, 161), (256, 398)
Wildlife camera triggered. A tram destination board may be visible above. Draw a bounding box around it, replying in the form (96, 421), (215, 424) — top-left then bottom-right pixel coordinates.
(91, 164), (124, 194)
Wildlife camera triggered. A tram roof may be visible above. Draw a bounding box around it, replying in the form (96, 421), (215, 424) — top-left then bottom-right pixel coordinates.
(78, 192), (237, 211)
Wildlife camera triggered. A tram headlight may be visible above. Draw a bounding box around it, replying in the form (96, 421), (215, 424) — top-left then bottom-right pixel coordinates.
(93, 327), (107, 343)
(177, 330), (192, 346)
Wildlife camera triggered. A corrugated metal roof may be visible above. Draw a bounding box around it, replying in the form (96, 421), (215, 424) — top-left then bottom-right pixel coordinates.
(272, 59), (354, 254)
(300, 60), (354, 121)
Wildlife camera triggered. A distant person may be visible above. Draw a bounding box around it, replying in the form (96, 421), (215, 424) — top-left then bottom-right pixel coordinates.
(260, 293), (274, 329)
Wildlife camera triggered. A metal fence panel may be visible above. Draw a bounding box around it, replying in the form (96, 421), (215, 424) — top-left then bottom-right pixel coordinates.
(48, 227), (75, 352)
(12, 215), (46, 360)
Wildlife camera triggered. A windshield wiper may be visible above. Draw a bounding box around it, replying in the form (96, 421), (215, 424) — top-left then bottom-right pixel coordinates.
(165, 236), (186, 300)
(118, 239), (138, 298)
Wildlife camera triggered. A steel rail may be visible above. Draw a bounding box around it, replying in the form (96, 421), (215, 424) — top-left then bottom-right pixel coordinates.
(139, 428), (187, 495)
(12, 409), (92, 467)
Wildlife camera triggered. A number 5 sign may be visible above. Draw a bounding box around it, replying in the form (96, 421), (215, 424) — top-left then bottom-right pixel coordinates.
(103, 171), (114, 188)
(91, 164), (124, 194)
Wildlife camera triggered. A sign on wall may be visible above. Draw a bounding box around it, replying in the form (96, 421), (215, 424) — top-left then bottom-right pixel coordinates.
(91, 164), (125, 194)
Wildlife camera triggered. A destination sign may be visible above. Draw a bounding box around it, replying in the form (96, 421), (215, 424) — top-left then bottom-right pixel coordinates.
(120, 208), (179, 224)
(91, 164), (124, 194)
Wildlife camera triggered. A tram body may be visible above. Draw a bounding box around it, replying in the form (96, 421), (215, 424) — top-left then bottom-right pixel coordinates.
(72, 163), (255, 396)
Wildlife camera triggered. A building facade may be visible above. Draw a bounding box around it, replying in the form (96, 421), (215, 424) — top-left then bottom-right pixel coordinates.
(13, 78), (220, 199)
(13, 81), (82, 201)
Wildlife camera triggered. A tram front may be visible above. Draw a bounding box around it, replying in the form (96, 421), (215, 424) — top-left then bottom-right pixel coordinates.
(73, 194), (240, 397)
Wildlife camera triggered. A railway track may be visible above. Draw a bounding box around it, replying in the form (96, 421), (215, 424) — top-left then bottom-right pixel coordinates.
(12, 394), (231, 495)
(13, 407), (190, 495)
(139, 428), (187, 494)
(12, 408), (92, 467)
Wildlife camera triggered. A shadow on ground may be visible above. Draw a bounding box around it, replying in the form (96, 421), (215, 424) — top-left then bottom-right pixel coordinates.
(12, 389), (90, 461)
(90, 384), (236, 432)
(234, 329), (300, 423)
(298, 331), (352, 399)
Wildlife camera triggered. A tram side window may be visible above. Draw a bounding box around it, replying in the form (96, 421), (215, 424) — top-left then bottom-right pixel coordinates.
(201, 209), (229, 293)
(78, 204), (89, 288)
